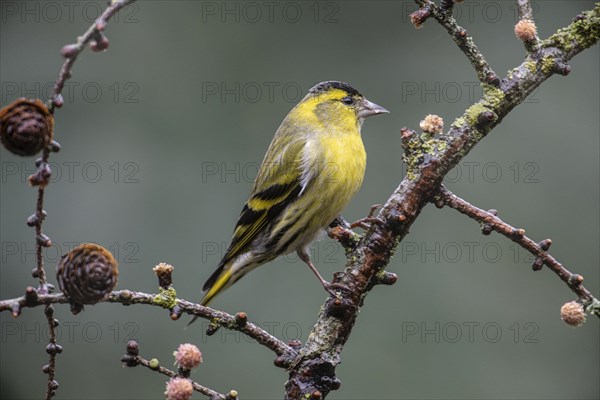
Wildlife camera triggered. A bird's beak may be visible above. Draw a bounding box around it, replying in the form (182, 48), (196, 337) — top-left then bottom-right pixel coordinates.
(357, 98), (390, 118)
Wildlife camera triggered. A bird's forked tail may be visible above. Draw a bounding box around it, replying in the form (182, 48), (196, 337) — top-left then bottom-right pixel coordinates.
(187, 262), (232, 327)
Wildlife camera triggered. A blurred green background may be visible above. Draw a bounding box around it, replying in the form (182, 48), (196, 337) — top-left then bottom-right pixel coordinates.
(1, 1), (598, 399)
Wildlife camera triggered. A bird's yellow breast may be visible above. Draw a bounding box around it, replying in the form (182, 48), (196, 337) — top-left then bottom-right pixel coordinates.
(317, 131), (366, 196)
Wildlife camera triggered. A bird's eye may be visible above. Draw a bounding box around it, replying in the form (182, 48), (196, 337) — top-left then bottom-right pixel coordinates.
(341, 96), (354, 105)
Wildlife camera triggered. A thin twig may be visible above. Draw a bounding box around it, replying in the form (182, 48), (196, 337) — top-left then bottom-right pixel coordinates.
(47, 0), (138, 114)
(0, 290), (294, 357)
(414, 0), (500, 85)
(133, 355), (225, 399)
(435, 186), (600, 316)
(517, 0), (536, 22)
(29, 145), (58, 400)
(31, 2), (139, 398)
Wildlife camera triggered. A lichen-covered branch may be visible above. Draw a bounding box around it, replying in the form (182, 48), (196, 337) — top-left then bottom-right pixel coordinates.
(413, 0), (500, 85)
(283, 3), (600, 398)
(0, 289), (293, 357)
(434, 186), (600, 317)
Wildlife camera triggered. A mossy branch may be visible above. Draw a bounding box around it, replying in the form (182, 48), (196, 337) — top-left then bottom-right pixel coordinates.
(284, 2), (600, 398)
(0, 289), (294, 357)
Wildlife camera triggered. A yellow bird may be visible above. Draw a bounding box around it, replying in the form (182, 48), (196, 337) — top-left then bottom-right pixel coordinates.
(198, 81), (388, 310)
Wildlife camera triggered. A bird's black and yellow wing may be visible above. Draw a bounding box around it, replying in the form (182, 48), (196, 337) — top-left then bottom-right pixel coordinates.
(201, 137), (310, 300)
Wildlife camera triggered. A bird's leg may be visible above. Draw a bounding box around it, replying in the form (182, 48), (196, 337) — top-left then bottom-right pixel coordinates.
(296, 248), (340, 297)
(350, 204), (385, 230)
(329, 215), (351, 230)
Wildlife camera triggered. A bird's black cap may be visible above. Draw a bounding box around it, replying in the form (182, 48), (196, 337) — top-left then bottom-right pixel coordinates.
(309, 81), (362, 97)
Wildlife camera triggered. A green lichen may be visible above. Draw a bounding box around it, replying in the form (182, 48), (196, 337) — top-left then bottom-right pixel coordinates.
(403, 134), (449, 181)
(153, 286), (178, 309)
(481, 84), (505, 108)
(525, 60), (537, 74)
(452, 116), (466, 128)
(541, 55), (555, 74)
(464, 103), (488, 125)
(545, 5), (600, 51)
(507, 68), (516, 80)
(459, 84), (503, 128)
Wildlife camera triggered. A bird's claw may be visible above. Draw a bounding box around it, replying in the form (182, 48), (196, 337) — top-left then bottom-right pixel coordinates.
(350, 216), (385, 230)
(349, 204), (384, 230)
(323, 281), (355, 297)
(367, 204), (382, 218)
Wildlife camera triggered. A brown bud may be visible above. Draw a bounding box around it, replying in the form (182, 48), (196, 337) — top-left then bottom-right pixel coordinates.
(95, 19), (107, 31)
(46, 343), (62, 355)
(273, 355), (290, 368)
(434, 197), (445, 208)
(327, 296), (354, 320)
(24, 286), (38, 304)
(60, 44), (79, 58)
(37, 233), (52, 247)
(481, 223), (493, 236)
(0, 98), (54, 156)
(206, 322), (220, 336)
(170, 305), (183, 320)
(11, 304), (21, 318)
(476, 111), (496, 128)
(377, 271), (398, 286)
(560, 301), (585, 327)
(486, 73), (501, 87)
(26, 213), (39, 227)
(539, 239), (552, 251)
(554, 62), (571, 76)
(531, 258), (544, 271)
(56, 243), (118, 314)
(29, 162), (52, 187)
(311, 390), (322, 399)
(235, 311), (248, 326)
(330, 377), (342, 390)
(90, 33), (109, 52)
(52, 95), (64, 109)
(410, 7), (431, 29)
(126, 340), (139, 356)
(50, 140), (61, 152)
(569, 274), (584, 286)
(400, 127), (415, 139)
